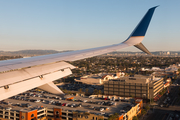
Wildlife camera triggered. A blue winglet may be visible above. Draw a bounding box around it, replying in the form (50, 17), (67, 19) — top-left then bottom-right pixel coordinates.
(129, 6), (159, 37)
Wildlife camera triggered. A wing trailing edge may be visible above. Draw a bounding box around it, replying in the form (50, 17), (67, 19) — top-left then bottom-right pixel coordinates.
(38, 82), (64, 96)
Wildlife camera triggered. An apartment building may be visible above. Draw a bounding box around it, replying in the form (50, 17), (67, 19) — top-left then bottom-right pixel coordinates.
(104, 75), (164, 99)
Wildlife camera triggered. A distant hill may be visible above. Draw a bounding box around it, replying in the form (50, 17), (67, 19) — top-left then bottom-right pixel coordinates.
(0, 50), (72, 56)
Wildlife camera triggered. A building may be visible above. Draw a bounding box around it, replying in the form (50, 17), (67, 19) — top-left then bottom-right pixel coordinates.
(0, 90), (142, 120)
(75, 72), (124, 85)
(104, 75), (164, 99)
(119, 99), (142, 120)
(0, 105), (142, 120)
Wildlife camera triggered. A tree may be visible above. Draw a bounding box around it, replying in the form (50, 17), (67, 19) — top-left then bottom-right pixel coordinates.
(107, 113), (119, 120)
(150, 98), (154, 104)
(68, 91), (72, 95)
(174, 75), (178, 80)
(159, 91), (163, 95)
(141, 109), (147, 116)
(63, 89), (67, 93)
(98, 90), (102, 95)
(145, 105), (150, 111)
(85, 88), (89, 95)
(93, 89), (99, 95)
(78, 88), (83, 93)
(164, 75), (168, 81)
(132, 116), (138, 120)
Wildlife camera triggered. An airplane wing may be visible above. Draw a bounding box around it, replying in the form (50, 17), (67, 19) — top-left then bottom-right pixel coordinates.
(0, 6), (158, 100)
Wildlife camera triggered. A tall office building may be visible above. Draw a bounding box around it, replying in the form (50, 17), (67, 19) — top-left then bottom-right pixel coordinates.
(104, 75), (164, 99)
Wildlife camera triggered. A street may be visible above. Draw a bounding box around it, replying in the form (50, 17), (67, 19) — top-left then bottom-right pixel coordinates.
(144, 78), (180, 120)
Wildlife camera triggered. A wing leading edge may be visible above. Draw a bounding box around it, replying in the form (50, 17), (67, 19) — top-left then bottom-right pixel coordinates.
(0, 6), (158, 100)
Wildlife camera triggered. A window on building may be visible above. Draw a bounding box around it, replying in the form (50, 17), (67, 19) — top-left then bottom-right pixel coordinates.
(62, 117), (66, 119)
(47, 115), (53, 118)
(37, 111), (44, 115)
(10, 113), (14, 116)
(62, 112), (66, 116)
(56, 111), (59, 115)
(47, 111), (53, 113)
(31, 114), (34, 118)
(68, 113), (73, 117)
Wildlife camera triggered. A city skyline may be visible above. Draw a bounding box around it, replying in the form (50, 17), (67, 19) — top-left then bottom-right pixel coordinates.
(0, 0), (179, 52)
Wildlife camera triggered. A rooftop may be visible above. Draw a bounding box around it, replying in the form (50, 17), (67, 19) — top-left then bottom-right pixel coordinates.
(0, 90), (139, 116)
(109, 74), (162, 84)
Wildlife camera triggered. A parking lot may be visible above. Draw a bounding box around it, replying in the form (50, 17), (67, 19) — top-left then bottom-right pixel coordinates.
(0, 89), (135, 117)
(58, 83), (103, 94)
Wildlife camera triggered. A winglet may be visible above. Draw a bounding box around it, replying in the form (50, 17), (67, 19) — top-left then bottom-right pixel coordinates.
(129, 6), (159, 37)
(134, 43), (152, 55)
(123, 6), (158, 55)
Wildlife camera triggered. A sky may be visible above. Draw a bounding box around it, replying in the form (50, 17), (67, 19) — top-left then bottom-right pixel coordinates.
(0, 0), (180, 52)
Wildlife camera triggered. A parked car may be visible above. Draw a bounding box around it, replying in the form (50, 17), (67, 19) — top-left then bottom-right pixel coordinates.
(61, 103), (66, 106)
(34, 99), (40, 102)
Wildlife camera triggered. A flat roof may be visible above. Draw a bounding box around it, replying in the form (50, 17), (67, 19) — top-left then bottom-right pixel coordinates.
(109, 75), (162, 84)
(0, 91), (136, 116)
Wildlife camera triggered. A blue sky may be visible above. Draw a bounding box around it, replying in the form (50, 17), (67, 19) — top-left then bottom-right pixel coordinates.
(0, 0), (179, 52)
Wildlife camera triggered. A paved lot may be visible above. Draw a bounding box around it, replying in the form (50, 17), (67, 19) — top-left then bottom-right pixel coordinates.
(58, 83), (103, 94)
(0, 90), (134, 116)
(145, 109), (171, 120)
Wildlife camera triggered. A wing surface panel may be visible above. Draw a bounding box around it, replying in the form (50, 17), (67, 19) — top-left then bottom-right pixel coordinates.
(0, 68), (71, 100)
(0, 61), (75, 87)
(0, 43), (129, 73)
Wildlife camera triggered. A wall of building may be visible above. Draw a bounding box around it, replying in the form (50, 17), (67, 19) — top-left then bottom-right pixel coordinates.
(53, 108), (62, 120)
(0, 108), (20, 120)
(104, 77), (164, 99)
(104, 81), (150, 99)
(152, 78), (164, 96)
(73, 112), (104, 120)
(118, 100), (142, 120)
(26, 110), (37, 120)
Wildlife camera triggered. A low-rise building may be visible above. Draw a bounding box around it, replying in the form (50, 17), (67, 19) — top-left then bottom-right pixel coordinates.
(104, 75), (164, 99)
(0, 91), (142, 120)
(75, 72), (124, 85)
